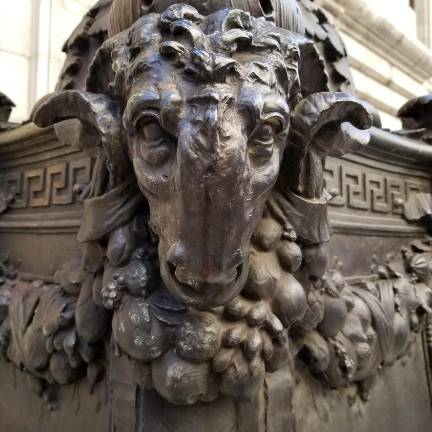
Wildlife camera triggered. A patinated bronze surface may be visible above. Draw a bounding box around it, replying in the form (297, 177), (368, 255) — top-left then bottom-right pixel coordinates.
(1, 1), (432, 431)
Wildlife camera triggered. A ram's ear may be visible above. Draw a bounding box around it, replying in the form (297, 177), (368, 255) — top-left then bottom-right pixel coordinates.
(31, 90), (130, 186)
(282, 92), (372, 195)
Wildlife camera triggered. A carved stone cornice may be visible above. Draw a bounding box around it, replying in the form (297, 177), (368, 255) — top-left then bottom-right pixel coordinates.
(318, 0), (432, 86)
(0, 123), (54, 152)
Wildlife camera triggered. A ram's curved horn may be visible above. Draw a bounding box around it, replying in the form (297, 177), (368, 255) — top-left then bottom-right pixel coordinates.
(291, 92), (371, 149)
(281, 92), (372, 198)
(31, 90), (130, 187)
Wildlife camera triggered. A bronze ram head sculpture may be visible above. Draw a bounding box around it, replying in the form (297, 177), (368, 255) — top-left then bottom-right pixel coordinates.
(32, 4), (370, 310)
(6, 2), (428, 415)
(0, 0), (428, 417)
(22, 4), (381, 406)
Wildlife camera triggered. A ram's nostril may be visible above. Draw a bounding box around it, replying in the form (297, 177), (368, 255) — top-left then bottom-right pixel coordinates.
(166, 260), (244, 292)
(167, 261), (200, 290)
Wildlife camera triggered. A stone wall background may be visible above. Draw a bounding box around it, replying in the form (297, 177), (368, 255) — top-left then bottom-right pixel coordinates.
(318, 0), (432, 129)
(1, 0), (432, 129)
(0, 0), (95, 123)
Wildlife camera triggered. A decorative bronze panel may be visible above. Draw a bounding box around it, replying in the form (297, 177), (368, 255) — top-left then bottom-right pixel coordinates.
(326, 152), (431, 235)
(0, 2), (431, 432)
(0, 159), (91, 209)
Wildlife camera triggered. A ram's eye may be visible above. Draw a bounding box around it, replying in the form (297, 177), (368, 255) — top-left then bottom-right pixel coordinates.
(139, 120), (166, 142)
(248, 122), (277, 162)
(136, 119), (174, 167)
(254, 123), (274, 144)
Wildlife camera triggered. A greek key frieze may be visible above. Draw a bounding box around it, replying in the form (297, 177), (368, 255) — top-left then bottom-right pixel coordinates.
(0, 158), (92, 209)
(324, 158), (429, 216)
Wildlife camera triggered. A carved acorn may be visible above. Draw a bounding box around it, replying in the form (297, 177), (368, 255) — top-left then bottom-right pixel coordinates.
(242, 329), (263, 359)
(220, 351), (265, 401)
(53, 328), (74, 352)
(223, 326), (244, 348)
(264, 313), (284, 336)
(112, 295), (169, 362)
(318, 294), (348, 338)
(260, 332), (274, 361)
(124, 254), (157, 298)
(392, 312), (411, 360)
(224, 297), (250, 320)
(246, 302), (268, 327)
(212, 348), (234, 372)
(152, 350), (211, 405)
(61, 329), (82, 367)
(243, 252), (279, 300)
(175, 312), (221, 362)
(276, 241), (302, 273)
(295, 288), (325, 332)
(49, 352), (77, 385)
(272, 273), (307, 329)
(54, 257), (84, 295)
(252, 217), (283, 251)
(350, 296), (372, 330)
